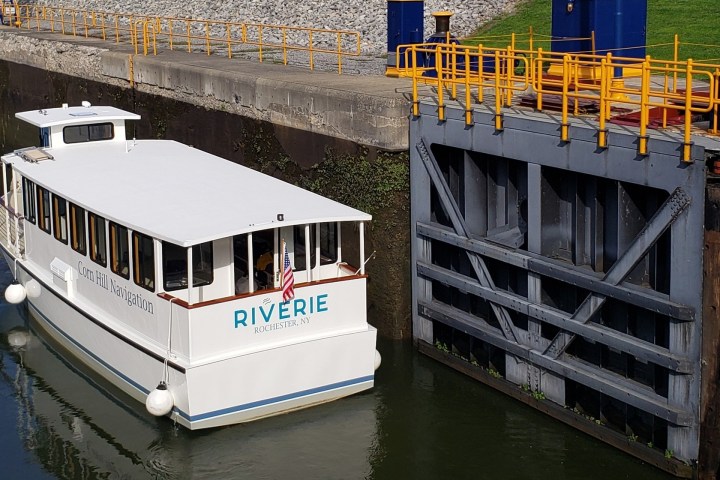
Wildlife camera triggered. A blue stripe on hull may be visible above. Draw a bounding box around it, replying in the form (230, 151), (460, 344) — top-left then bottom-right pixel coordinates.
(28, 297), (374, 426)
(184, 375), (375, 422)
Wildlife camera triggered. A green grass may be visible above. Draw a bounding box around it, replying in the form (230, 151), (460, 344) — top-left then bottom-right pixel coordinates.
(464, 0), (720, 64)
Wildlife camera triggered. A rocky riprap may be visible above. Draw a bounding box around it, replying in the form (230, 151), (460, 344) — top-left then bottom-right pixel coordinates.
(33, 0), (521, 55)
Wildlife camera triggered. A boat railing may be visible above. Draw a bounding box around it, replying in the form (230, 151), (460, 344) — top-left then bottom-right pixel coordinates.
(0, 198), (25, 257)
(157, 268), (366, 309)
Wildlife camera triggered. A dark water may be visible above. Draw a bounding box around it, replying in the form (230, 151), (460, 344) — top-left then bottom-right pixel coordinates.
(0, 265), (672, 480)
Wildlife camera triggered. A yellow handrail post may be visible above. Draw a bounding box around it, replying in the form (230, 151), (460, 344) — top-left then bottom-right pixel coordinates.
(226, 23), (232, 59)
(561, 54), (569, 142)
(412, 46), (420, 117)
(598, 58), (608, 149)
(505, 45), (513, 107)
(494, 50), (503, 131)
(437, 46), (445, 122)
(309, 30), (314, 70)
(205, 21), (211, 55)
(186, 20), (191, 53)
(131, 20), (138, 55)
(167, 19), (174, 50)
(536, 48), (544, 111)
(144, 20), (149, 56)
(151, 21), (157, 56)
(281, 27), (287, 65)
(529, 26), (533, 53)
(604, 53), (613, 120)
(337, 31), (343, 75)
(258, 25), (264, 63)
(128, 54), (134, 88)
(638, 56), (650, 156)
(477, 44), (485, 104)
(71, 9), (77, 37)
(682, 59), (694, 163)
(34, 6), (40, 31)
(60, 8), (66, 35)
(450, 43), (458, 100)
(573, 55), (579, 116)
(464, 48), (472, 126)
(712, 69), (720, 135)
(673, 34), (679, 94)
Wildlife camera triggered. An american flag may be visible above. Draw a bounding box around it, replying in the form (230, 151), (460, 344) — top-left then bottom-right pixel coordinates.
(281, 241), (295, 302)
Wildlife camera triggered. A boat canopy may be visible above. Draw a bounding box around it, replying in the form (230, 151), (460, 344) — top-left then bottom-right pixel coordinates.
(5, 138), (371, 247)
(16, 105), (141, 128)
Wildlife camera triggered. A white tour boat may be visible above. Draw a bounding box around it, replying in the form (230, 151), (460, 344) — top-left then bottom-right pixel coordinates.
(0, 102), (379, 429)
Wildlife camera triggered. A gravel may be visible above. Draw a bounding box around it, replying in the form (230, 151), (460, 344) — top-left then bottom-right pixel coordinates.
(33, 0), (521, 55)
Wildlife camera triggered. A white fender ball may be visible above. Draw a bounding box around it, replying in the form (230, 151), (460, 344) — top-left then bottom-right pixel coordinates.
(7, 328), (30, 349)
(146, 382), (174, 417)
(26, 280), (41, 299)
(4, 281), (26, 304)
(374, 350), (382, 371)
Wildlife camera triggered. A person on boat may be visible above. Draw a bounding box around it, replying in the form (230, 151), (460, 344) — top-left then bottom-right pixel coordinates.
(235, 271), (249, 295)
(256, 249), (272, 273)
(254, 246), (274, 288)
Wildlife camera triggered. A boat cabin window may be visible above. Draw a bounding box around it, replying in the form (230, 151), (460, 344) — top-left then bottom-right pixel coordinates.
(52, 194), (68, 244)
(89, 213), (107, 267)
(253, 230), (275, 289)
(36, 186), (51, 234)
(69, 203), (86, 255)
(293, 223), (337, 270)
(0, 165), (11, 195)
(233, 235), (250, 294)
(40, 127), (50, 148)
(162, 241), (213, 291)
(132, 232), (155, 292)
(318, 222), (338, 265)
(22, 178), (36, 224)
(63, 122), (114, 144)
(109, 222), (130, 279)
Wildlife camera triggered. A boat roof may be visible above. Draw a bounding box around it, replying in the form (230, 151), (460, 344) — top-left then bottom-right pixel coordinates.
(5, 139), (371, 247)
(16, 105), (140, 128)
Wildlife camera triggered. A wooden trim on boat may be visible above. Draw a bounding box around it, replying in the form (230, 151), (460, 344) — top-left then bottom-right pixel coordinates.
(157, 273), (368, 310)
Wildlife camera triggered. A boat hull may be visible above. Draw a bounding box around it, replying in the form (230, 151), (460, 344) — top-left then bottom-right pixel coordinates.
(6, 252), (376, 430)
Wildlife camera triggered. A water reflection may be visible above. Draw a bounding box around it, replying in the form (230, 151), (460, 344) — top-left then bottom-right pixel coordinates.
(0, 263), (673, 480)
(0, 293), (378, 479)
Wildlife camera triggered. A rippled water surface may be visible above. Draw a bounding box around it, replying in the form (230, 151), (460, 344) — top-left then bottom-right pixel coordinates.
(0, 261), (673, 479)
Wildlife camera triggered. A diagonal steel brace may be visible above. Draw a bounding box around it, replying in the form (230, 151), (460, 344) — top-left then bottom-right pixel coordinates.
(416, 138), (519, 342)
(544, 187), (692, 358)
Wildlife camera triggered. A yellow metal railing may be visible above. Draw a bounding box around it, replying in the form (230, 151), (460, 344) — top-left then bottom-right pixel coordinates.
(398, 42), (720, 163)
(463, 27), (597, 57)
(9, 4), (361, 73)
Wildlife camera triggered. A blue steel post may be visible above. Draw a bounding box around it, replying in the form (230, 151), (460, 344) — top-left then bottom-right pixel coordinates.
(551, 0), (647, 76)
(386, 0), (424, 74)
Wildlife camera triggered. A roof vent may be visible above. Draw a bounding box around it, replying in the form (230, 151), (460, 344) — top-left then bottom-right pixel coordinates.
(81, 101), (92, 108)
(19, 148), (54, 163)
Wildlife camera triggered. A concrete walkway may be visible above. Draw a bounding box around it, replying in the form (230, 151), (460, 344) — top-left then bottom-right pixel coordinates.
(0, 26), (413, 150)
